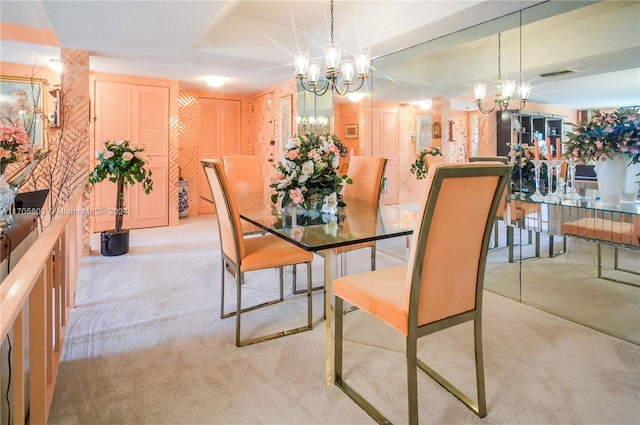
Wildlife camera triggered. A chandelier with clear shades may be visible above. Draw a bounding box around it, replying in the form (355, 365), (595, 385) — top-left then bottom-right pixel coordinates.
(293, 0), (370, 97)
(474, 33), (531, 114)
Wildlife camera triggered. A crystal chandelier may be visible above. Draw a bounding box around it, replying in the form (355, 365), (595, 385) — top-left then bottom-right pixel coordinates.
(474, 33), (530, 114)
(293, 0), (370, 97)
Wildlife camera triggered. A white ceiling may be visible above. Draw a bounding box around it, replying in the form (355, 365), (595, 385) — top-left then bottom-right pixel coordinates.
(1, 0), (638, 110)
(370, 0), (640, 109)
(1, 0), (543, 93)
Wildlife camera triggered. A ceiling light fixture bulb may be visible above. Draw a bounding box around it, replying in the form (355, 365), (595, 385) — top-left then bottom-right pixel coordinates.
(204, 76), (225, 88)
(419, 100), (432, 110)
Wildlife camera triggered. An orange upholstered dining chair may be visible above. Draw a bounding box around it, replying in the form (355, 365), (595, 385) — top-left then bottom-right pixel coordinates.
(333, 161), (510, 424)
(336, 156), (388, 273)
(202, 159), (314, 347)
(223, 155), (265, 235)
(469, 156), (509, 247)
(292, 156), (387, 295)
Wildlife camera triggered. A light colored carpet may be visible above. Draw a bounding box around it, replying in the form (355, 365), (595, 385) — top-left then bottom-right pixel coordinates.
(48, 215), (640, 424)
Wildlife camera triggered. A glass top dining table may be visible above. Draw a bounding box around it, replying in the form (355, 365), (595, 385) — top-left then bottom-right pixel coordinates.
(236, 195), (416, 384)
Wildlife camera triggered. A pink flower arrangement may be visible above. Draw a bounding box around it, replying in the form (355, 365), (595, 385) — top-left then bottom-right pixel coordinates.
(0, 122), (35, 173)
(270, 133), (350, 211)
(565, 107), (640, 164)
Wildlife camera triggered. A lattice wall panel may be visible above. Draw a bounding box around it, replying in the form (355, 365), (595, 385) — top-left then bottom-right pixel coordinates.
(59, 49), (91, 251)
(250, 78), (296, 193)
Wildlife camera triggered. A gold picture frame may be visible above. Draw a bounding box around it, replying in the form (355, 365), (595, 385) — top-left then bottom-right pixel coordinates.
(279, 95), (292, 155)
(344, 124), (358, 139)
(0, 75), (46, 150)
(416, 114), (432, 152)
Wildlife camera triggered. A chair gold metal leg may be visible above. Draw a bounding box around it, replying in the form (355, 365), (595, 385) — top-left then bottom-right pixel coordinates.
(236, 261), (314, 347)
(414, 319), (486, 418)
(334, 297), (344, 382)
(334, 295), (393, 424)
(474, 318), (487, 417)
(235, 271), (243, 346)
(407, 336), (418, 425)
(293, 263), (325, 295)
(371, 245), (376, 271)
(220, 255), (226, 319)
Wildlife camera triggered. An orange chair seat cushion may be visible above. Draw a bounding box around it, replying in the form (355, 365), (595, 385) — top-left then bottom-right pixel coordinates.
(334, 240), (375, 254)
(562, 218), (639, 247)
(240, 235), (313, 272)
(333, 265), (409, 336)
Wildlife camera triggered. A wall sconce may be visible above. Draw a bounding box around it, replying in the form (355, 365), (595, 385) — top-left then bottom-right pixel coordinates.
(411, 131), (416, 143)
(48, 58), (63, 72)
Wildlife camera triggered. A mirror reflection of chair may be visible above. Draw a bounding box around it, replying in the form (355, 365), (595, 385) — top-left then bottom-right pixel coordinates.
(469, 156), (538, 256)
(469, 156), (509, 248)
(202, 159), (314, 347)
(333, 162), (510, 424)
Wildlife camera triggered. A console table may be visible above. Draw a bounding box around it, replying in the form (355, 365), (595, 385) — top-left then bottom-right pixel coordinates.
(506, 189), (639, 285)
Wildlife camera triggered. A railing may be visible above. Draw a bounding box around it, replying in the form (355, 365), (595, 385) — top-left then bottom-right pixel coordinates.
(1, 187), (83, 425)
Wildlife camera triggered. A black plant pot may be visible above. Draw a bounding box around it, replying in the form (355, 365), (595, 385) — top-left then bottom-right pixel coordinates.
(101, 229), (130, 256)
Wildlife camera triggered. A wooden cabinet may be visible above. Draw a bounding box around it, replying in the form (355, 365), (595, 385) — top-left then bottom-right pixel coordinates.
(497, 110), (565, 158)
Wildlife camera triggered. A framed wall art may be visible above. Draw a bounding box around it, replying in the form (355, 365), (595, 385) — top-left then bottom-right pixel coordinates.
(279, 95), (292, 154)
(0, 76), (46, 150)
(416, 114), (432, 152)
(344, 124), (358, 139)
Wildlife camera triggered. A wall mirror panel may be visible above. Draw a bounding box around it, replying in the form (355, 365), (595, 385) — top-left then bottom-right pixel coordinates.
(364, 0), (640, 345)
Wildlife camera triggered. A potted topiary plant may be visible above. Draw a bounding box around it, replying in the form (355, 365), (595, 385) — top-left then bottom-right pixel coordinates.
(88, 139), (153, 256)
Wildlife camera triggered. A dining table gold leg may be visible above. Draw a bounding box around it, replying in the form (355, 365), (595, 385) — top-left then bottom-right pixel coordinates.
(322, 248), (338, 386)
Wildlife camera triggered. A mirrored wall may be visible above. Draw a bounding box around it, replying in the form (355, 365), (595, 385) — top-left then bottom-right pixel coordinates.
(361, 1), (640, 344)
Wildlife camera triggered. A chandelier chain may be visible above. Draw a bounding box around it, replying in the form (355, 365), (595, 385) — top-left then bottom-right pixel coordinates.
(497, 33), (502, 79)
(330, 0), (334, 43)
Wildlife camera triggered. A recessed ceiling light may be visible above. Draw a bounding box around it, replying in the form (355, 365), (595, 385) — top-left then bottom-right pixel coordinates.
(204, 76), (225, 87)
(418, 100), (432, 110)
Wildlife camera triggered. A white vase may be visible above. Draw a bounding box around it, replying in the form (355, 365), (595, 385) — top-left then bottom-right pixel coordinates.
(594, 155), (626, 206)
(622, 155), (640, 203)
(0, 172), (16, 226)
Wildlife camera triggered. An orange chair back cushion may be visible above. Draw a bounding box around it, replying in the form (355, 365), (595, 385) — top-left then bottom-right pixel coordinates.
(407, 162), (503, 326)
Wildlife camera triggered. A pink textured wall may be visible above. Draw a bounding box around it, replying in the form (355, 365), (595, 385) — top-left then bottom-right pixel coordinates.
(246, 79), (297, 203)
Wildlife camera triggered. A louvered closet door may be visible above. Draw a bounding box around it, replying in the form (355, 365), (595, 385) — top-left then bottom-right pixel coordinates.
(198, 98), (241, 214)
(94, 81), (169, 231)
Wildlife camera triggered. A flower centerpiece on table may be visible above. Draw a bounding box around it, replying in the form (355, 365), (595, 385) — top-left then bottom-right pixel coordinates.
(270, 133), (351, 215)
(564, 107), (640, 164)
(410, 146), (442, 180)
(508, 142), (549, 192)
(565, 107), (640, 204)
(88, 139), (153, 255)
